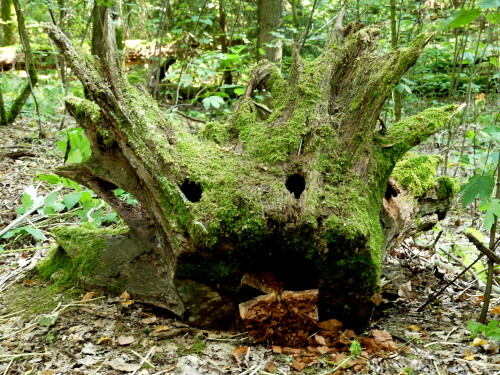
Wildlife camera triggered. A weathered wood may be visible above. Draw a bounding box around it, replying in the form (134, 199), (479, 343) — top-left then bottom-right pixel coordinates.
(42, 16), (459, 344)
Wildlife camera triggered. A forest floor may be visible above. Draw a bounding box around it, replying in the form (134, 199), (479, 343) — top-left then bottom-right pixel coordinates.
(1, 120), (499, 374)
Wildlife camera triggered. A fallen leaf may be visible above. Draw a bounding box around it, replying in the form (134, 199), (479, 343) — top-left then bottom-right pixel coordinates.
(117, 335), (135, 346)
(464, 348), (475, 361)
(105, 360), (141, 372)
(291, 360), (306, 371)
(97, 337), (112, 345)
(23, 279), (36, 287)
(264, 361), (277, 373)
(318, 319), (343, 336)
(491, 306), (500, 315)
(142, 316), (157, 324)
(232, 346), (248, 365)
(272, 345), (282, 354)
(121, 299), (134, 308)
(316, 346), (330, 355)
(81, 291), (96, 301)
(371, 330), (398, 351)
(371, 293), (383, 305)
(314, 334), (327, 346)
(39, 313), (59, 327)
(282, 347), (301, 354)
(151, 325), (171, 335)
(120, 290), (131, 300)
(472, 337), (487, 346)
(406, 324), (422, 332)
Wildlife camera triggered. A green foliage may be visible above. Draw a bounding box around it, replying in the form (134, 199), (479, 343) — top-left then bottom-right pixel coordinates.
(460, 175), (495, 206)
(56, 127), (92, 164)
(468, 320), (500, 341)
(349, 339), (362, 357)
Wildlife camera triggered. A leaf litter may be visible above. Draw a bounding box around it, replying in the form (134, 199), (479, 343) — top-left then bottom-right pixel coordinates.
(1, 121), (500, 374)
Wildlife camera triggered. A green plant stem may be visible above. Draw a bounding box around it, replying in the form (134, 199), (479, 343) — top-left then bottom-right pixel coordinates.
(481, 158), (500, 323)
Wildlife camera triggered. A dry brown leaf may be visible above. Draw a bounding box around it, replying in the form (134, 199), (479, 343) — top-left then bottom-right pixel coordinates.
(491, 306), (500, 315)
(141, 316), (157, 324)
(23, 279), (36, 287)
(372, 329), (398, 351)
(121, 299), (134, 308)
(264, 361), (277, 373)
(406, 324), (422, 332)
(271, 345), (282, 354)
(120, 290), (131, 300)
(472, 337), (487, 346)
(464, 348), (475, 361)
(151, 325), (171, 335)
(232, 346), (248, 365)
(282, 347), (302, 354)
(318, 319), (343, 337)
(81, 291), (96, 301)
(291, 360), (306, 371)
(105, 360), (141, 372)
(316, 346), (330, 355)
(117, 335), (135, 346)
(314, 334), (327, 346)
(97, 337), (112, 345)
(370, 293), (383, 305)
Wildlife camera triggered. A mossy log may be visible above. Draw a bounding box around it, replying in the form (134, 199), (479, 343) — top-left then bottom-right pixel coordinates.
(43, 17), (458, 345)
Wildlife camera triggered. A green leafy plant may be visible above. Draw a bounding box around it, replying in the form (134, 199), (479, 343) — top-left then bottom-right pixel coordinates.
(468, 319), (500, 341)
(56, 127), (91, 164)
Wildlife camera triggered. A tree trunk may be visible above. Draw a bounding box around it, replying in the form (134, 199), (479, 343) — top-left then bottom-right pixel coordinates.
(257, 0), (282, 65)
(0, 0), (37, 126)
(1, 0), (15, 46)
(390, 0), (402, 122)
(43, 17), (458, 345)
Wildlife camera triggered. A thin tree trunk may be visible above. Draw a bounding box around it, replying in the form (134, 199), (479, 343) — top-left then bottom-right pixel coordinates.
(1, 0), (15, 46)
(0, 0), (38, 126)
(390, 0), (401, 122)
(219, 0), (233, 85)
(257, 0), (282, 65)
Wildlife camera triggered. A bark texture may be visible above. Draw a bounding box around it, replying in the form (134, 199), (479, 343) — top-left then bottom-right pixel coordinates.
(43, 19), (458, 344)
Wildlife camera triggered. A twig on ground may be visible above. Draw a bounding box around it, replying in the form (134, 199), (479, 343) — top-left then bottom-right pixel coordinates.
(130, 346), (156, 373)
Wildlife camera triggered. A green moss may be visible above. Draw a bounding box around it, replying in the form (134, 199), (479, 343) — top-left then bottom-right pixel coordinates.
(437, 175), (460, 199)
(381, 105), (457, 161)
(199, 121), (230, 144)
(38, 223), (128, 288)
(391, 153), (440, 197)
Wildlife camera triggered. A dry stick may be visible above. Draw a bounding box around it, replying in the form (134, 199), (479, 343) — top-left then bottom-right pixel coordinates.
(417, 254), (484, 312)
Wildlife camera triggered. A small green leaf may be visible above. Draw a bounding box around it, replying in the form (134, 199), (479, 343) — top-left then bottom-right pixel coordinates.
(36, 174), (62, 184)
(460, 174), (495, 206)
(486, 11), (500, 23)
(478, 0), (500, 9)
(39, 312), (59, 327)
(63, 192), (83, 210)
(202, 96), (225, 110)
(483, 199), (500, 232)
(445, 9), (482, 29)
(22, 226), (46, 240)
(234, 88), (245, 96)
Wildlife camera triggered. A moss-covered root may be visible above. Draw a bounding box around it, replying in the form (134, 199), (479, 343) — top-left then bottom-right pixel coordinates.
(381, 105), (459, 161)
(39, 224), (184, 316)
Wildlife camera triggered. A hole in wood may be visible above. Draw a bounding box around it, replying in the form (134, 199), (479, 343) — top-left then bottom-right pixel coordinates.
(180, 179), (202, 202)
(285, 174), (305, 199)
(384, 181), (399, 200)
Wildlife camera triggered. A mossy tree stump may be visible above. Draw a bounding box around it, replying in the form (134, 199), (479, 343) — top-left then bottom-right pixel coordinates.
(44, 13), (458, 344)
